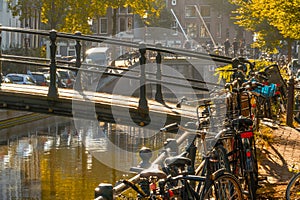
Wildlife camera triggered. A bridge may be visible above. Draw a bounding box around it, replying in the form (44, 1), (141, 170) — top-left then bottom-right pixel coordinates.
(0, 26), (233, 129)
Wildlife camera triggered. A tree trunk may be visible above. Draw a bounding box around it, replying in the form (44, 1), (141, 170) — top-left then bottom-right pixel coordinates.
(287, 39), (292, 63)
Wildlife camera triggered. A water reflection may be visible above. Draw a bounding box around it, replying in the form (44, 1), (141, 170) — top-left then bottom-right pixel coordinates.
(0, 116), (178, 200)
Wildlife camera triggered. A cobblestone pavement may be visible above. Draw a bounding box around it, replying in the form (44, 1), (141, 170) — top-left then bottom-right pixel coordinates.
(256, 124), (300, 199)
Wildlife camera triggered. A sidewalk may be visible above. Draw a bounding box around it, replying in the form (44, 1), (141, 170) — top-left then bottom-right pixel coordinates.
(256, 122), (300, 199)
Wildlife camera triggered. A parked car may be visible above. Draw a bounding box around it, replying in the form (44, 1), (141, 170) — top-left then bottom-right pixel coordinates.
(5, 73), (36, 85)
(44, 72), (68, 88)
(56, 69), (76, 88)
(3, 76), (13, 83)
(30, 72), (48, 86)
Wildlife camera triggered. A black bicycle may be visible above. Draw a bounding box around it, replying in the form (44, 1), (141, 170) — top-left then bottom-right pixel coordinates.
(286, 172), (300, 200)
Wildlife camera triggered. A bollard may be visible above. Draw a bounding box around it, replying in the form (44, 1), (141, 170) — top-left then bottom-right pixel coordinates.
(286, 76), (295, 127)
(137, 147), (152, 197)
(94, 183), (113, 200)
(138, 43), (149, 113)
(155, 43), (164, 103)
(138, 147), (152, 169)
(48, 30), (58, 99)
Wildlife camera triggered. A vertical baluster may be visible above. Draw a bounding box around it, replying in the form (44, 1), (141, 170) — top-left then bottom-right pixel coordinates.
(48, 30), (58, 99)
(138, 43), (149, 113)
(155, 43), (164, 103)
(74, 31), (82, 90)
(0, 24), (2, 87)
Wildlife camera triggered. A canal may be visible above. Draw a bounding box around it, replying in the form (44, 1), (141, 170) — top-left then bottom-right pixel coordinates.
(0, 112), (177, 200)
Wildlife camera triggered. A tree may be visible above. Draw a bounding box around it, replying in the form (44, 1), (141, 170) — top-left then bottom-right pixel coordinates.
(7, 0), (42, 26)
(7, 0), (164, 35)
(229, 0), (300, 59)
(40, 0), (69, 30)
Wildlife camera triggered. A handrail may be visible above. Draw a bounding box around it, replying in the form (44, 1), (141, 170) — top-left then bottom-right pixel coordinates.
(0, 26), (232, 63)
(0, 25), (232, 113)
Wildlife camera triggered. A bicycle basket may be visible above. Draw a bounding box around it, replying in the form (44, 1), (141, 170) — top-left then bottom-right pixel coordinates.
(261, 83), (276, 97)
(253, 83), (277, 98)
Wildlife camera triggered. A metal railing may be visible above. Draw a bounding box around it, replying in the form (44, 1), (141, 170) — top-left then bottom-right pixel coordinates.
(0, 25), (233, 113)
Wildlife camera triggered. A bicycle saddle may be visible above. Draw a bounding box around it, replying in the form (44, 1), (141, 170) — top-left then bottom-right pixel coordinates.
(164, 156), (191, 168)
(140, 165), (167, 179)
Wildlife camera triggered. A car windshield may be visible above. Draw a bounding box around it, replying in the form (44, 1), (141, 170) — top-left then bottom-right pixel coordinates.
(9, 75), (23, 82)
(58, 71), (69, 79)
(32, 74), (45, 81)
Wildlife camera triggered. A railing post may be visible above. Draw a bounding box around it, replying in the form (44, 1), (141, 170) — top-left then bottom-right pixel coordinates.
(155, 43), (164, 103)
(286, 76), (295, 127)
(48, 30), (58, 99)
(138, 43), (149, 113)
(74, 31), (82, 90)
(0, 24), (2, 87)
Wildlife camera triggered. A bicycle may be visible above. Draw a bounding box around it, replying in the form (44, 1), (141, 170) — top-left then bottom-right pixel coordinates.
(148, 123), (243, 200)
(286, 172), (300, 200)
(95, 122), (243, 200)
(215, 82), (259, 199)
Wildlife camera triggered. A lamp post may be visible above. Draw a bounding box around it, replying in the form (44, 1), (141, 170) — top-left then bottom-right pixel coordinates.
(142, 12), (148, 42)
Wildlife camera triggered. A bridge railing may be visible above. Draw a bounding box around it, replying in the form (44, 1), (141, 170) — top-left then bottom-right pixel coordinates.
(0, 25), (233, 113)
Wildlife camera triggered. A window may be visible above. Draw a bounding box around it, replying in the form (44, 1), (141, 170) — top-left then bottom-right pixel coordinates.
(119, 17), (126, 32)
(186, 22), (197, 38)
(200, 24), (210, 38)
(171, 21), (178, 35)
(127, 6), (133, 14)
(100, 18), (108, 34)
(185, 5), (196, 18)
(119, 6), (127, 14)
(200, 5), (210, 18)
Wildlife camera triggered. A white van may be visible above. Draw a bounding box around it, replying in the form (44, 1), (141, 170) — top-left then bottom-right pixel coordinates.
(84, 47), (111, 66)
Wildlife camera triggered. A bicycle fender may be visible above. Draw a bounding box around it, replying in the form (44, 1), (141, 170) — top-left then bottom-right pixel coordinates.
(211, 168), (230, 181)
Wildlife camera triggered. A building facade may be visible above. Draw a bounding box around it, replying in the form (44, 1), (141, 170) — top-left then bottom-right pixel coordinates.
(94, 0), (253, 53)
(0, 0), (22, 50)
(164, 0), (253, 50)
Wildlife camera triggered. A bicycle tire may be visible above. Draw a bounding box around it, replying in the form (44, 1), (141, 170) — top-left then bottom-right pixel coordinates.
(243, 139), (257, 200)
(195, 144), (230, 177)
(286, 172), (300, 200)
(201, 172), (243, 200)
(249, 135), (259, 186)
(213, 144), (231, 172)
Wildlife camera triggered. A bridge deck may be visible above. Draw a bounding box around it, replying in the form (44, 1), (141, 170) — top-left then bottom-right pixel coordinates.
(0, 84), (198, 129)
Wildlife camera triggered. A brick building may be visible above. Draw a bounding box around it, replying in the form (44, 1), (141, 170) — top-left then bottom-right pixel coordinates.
(93, 0), (253, 52)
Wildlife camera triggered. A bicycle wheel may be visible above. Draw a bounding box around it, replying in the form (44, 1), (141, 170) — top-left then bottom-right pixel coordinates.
(212, 144), (231, 172)
(195, 144), (230, 177)
(249, 136), (259, 186)
(201, 172), (243, 199)
(286, 172), (300, 200)
(243, 139), (257, 200)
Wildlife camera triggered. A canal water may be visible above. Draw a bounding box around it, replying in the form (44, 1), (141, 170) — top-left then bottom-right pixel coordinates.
(0, 114), (177, 200)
